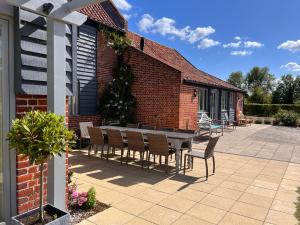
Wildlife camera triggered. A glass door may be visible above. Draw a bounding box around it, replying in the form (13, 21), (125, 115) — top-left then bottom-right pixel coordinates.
(210, 89), (219, 119)
(0, 18), (8, 222)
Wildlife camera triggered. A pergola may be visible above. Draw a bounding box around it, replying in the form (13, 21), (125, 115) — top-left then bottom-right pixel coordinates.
(4, 0), (107, 211)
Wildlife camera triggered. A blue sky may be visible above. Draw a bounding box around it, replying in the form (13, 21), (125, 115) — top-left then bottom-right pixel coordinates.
(112, 0), (300, 80)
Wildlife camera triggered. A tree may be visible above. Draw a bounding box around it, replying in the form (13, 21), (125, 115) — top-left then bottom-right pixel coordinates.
(227, 71), (244, 89)
(272, 75), (300, 104)
(248, 86), (272, 104)
(245, 67), (275, 93)
(7, 111), (75, 222)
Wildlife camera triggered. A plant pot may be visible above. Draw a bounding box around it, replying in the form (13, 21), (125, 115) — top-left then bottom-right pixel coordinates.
(11, 204), (70, 225)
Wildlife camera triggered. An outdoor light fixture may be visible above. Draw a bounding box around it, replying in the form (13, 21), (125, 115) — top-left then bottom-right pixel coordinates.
(43, 3), (54, 15)
(193, 88), (198, 97)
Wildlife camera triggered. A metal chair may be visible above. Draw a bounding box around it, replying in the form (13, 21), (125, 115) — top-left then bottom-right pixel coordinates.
(183, 136), (219, 180)
(87, 127), (106, 157)
(125, 131), (148, 167)
(146, 133), (173, 173)
(140, 124), (155, 130)
(198, 114), (223, 136)
(224, 112), (237, 130)
(106, 129), (126, 163)
(79, 122), (93, 148)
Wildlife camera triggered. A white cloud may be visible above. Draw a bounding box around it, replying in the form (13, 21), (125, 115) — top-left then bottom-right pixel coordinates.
(278, 40), (300, 52)
(198, 38), (220, 49)
(112, 0), (132, 11)
(280, 62), (300, 72)
(244, 41), (264, 48)
(223, 41), (241, 48)
(234, 36), (241, 41)
(123, 14), (132, 20)
(230, 50), (253, 56)
(138, 14), (216, 44)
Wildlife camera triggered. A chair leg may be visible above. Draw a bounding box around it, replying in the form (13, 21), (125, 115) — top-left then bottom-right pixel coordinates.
(126, 149), (130, 164)
(106, 147), (110, 160)
(205, 159), (208, 180)
(120, 148), (124, 164)
(212, 156), (215, 174)
(165, 155), (169, 173)
(159, 155), (162, 165)
(88, 144), (92, 157)
(191, 157), (194, 170)
(180, 150), (183, 169)
(101, 145), (104, 159)
(94, 145), (98, 155)
(154, 155), (156, 164)
(183, 154), (187, 175)
(140, 152), (144, 168)
(147, 153), (151, 170)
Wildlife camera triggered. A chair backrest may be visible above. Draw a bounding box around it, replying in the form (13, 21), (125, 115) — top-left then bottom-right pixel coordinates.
(79, 122), (93, 138)
(126, 123), (140, 128)
(147, 133), (169, 156)
(141, 124), (155, 130)
(107, 129), (124, 148)
(205, 136), (219, 158)
(159, 127), (174, 132)
(126, 131), (146, 152)
(87, 127), (105, 145)
(224, 112), (229, 122)
(239, 111), (246, 119)
(176, 129), (195, 134)
(198, 114), (212, 129)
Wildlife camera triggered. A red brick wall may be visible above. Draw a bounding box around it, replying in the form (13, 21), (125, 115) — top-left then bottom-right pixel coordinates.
(124, 47), (182, 129)
(179, 84), (199, 130)
(15, 94), (69, 214)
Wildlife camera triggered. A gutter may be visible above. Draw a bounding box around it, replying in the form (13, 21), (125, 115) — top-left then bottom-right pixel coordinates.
(183, 79), (246, 94)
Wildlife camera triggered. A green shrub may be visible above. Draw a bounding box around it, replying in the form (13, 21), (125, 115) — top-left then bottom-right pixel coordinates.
(255, 119), (262, 124)
(275, 110), (299, 126)
(86, 187), (97, 209)
(244, 104), (300, 117)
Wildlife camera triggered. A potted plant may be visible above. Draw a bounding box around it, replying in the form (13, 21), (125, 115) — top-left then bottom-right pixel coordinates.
(7, 110), (76, 225)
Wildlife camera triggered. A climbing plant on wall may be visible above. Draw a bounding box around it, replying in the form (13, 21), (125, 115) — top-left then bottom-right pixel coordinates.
(99, 29), (136, 126)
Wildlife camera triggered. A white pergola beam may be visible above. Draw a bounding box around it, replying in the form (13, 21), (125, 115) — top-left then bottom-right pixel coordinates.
(4, 0), (102, 26)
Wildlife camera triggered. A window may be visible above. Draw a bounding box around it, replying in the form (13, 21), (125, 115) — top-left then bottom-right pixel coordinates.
(198, 88), (208, 111)
(229, 92), (235, 109)
(221, 91), (228, 110)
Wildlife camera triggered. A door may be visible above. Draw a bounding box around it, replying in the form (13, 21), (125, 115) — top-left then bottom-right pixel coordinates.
(0, 18), (8, 223)
(210, 89), (218, 119)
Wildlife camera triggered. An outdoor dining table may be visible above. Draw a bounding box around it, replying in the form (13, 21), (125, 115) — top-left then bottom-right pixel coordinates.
(98, 126), (199, 174)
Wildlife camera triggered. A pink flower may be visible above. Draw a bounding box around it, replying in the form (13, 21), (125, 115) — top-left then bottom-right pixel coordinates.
(78, 197), (87, 206)
(71, 191), (79, 199)
(80, 192), (88, 197)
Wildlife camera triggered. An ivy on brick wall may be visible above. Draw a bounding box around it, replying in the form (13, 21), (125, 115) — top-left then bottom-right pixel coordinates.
(99, 29), (136, 126)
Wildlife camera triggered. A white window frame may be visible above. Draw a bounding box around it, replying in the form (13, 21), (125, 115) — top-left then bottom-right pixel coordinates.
(198, 88), (208, 112)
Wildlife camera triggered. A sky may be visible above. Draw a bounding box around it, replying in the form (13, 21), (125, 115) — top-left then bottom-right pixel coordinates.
(112, 0), (300, 80)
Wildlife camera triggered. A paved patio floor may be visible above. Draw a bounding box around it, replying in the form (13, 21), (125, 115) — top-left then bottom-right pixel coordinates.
(70, 125), (300, 225)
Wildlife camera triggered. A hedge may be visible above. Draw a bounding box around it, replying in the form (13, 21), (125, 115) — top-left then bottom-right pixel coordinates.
(244, 104), (300, 117)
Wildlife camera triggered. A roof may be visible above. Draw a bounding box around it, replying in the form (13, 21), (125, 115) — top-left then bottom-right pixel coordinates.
(127, 32), (244, 92)
(80, 0), (127, 31)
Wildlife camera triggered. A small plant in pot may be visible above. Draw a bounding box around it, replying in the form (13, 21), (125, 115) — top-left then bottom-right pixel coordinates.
(7, 111), (76, 225)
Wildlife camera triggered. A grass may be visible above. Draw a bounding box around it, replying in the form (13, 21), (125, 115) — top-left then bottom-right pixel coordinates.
(295, 187), (300, 225)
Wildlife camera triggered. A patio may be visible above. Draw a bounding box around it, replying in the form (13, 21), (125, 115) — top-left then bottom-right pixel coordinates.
(70, 125), (300, 225)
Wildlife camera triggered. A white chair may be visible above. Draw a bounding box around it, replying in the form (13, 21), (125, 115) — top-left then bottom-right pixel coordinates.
(198, 114), (223, 136)
(224, 112), (237, 130)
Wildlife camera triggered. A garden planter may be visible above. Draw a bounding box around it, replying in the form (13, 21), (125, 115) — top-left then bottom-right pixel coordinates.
(11, 204), (70, 225)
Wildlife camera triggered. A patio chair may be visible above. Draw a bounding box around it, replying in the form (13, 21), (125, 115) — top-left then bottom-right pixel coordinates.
(87, 127), (106, 157)
(126, 123), (140, 128)
(79, 122), (93, 148)
(183, 136), (219, 180)
(140, 124), (155, 130)
(238, 111), (253, 126)
(159, 127), (175, 132)
(224, 112), (237, 130)
(106, 129), (127, 163)
(146, 133), (174, 173)
(197, 114), (223, 136)
(125, 131), (148, 167)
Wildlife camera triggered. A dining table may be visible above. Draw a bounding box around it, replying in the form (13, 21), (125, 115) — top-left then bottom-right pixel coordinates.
(98, 126), (200, 174)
